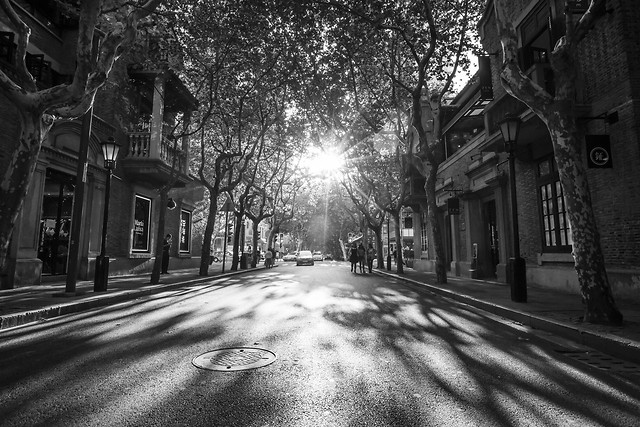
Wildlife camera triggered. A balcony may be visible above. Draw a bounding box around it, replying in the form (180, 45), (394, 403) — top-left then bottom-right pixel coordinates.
(121, 121), (191, 187)
(0, 31), (71, 89)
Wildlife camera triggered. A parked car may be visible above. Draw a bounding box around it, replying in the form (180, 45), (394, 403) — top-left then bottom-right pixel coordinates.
(323, 253), (333, 261)
(312, 251), (323, 261)
(283, 253), (297, 262)
(296, 250), (314, 266)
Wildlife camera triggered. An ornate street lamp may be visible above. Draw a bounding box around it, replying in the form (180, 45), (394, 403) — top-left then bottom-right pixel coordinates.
(94, 137), (121, 292)
(499, 114), (527, 302)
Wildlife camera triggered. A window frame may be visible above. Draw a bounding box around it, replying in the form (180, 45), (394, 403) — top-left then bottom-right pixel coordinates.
(537, 157), (572, 253)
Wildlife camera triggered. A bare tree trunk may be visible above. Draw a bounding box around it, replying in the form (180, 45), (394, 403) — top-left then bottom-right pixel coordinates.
(199, 193), (218, 276)
(374, 228), (384, 269)
(547, 110), (622, 324)
(150, 190), (169, 284)
(250, 220), (260, 268)
(425, 166), (447, 283)
(0, 114), (47, 289)
(393, 211), (404, 274)
(493, 0), (622, 324)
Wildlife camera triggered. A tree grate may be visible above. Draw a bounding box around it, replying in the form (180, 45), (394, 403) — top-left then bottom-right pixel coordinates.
(555, 349), (640, 374)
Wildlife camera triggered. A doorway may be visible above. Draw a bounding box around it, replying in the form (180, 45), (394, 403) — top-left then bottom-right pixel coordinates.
(483, 200), (499, 277)
(38, 169), (75, 276)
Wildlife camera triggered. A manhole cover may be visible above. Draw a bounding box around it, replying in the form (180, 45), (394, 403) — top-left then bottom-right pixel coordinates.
(192, 347), (277, 371)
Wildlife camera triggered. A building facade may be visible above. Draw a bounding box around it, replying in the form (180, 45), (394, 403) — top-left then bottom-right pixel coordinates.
(411, 0), (640, 301)
(1, 1), (204, 287)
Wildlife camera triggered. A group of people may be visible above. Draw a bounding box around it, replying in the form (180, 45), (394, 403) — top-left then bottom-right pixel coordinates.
(264, 247), (276, 268)
(349, 242), (376, 274)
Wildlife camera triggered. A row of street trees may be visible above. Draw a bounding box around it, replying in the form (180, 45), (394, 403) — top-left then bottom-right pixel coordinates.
(0, 0), (622, 324)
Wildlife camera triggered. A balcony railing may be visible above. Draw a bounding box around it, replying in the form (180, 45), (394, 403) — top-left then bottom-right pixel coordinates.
(160, 136), (185, 172)
(126, 131), (186, 174)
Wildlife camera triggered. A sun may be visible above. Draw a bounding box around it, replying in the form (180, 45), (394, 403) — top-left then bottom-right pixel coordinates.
(303, 147), (346, 178)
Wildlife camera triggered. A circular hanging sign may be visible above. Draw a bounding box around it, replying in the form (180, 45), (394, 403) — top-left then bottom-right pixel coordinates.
(589, 147), (610, 166)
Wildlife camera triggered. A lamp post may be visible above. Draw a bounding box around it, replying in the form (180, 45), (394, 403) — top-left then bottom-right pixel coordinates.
(386, 216), (392, 270)
(499, 115), (527, 302)
(220, 198), (234, 273)
(94, 137), (120, 292)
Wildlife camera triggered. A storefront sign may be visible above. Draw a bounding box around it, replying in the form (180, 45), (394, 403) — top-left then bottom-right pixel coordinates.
(447, 197), (460, 215)
(478, 55), (493, 100)
(180, 209), (191, 252)
(132, 195), (151, 251)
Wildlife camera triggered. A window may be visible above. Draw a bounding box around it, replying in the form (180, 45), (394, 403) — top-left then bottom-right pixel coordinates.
(538, 158), (571, 251)
(132, 195), (151, 252)
(179, 209), (192, 253)
(518, 1), (555, 94)
(421, 212), (429, 256)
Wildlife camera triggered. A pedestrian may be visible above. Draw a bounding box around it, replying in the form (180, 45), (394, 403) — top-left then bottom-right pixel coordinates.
(349, 243), (359, 273)
(161, 233), (172, 274)
(367, 243), (376, 273)
(357, 243), (366, 273)
(265, 247), (273, 268)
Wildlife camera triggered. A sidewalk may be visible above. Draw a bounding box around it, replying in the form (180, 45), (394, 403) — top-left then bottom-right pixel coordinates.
(375, 267), (640, 365)
(1, 262), (639, 366)
(0, 261), (261, 330)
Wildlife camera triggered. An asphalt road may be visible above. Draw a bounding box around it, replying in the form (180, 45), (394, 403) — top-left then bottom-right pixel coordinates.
(1, 261), (639, 427)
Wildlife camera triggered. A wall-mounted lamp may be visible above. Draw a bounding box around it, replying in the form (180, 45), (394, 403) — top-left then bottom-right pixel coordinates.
(167, 198), (177, 210)
(579, 111), (618, 125)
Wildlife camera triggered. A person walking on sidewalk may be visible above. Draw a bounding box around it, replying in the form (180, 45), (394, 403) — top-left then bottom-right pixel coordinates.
(367, 243), (376, 273)
(349, 243), (359, 273)
(265, 247), (273, 268)
(161, 234), (172, 274)
(357, 243), (366, 273)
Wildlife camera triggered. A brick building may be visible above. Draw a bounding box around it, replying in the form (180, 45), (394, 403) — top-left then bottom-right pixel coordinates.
(410, 0), (640, 301)
(1, 1), (204, 287)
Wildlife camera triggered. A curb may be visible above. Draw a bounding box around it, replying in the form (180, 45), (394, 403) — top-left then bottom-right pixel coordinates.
(374, 269), (640, 365)
(0, 267), (265, 331)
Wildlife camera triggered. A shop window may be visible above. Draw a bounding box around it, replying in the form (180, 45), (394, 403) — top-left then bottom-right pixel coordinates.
(180, 209), (192, 253)
(132, 195), (151, 252)
(421, 212), (429, 256)
(38, 169), (74, 275)
(538, 157), (571, 252)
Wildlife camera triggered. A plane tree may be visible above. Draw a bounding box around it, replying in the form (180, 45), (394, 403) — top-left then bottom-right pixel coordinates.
(341, 151), (387, 268)
(0, 0), (163, 288)
(325, 0), (483, 282)
(172, 0), (298, 274)
(491, 0), (622, 324)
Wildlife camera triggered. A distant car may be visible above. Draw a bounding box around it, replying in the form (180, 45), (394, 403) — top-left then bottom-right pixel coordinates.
(323, 254), (333, 261)
(209, 251), (233, 263)
(296, 250), (314, 266)
(312, 251), (323, 261)
(283, 253), (296, 262)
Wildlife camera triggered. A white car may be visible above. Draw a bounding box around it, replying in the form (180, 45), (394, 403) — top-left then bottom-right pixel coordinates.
(296, 250), (314, 266)
(312, 251), (323, 261)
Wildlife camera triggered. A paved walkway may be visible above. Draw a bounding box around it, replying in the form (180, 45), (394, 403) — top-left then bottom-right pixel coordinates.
(1, 262), (639, 365)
